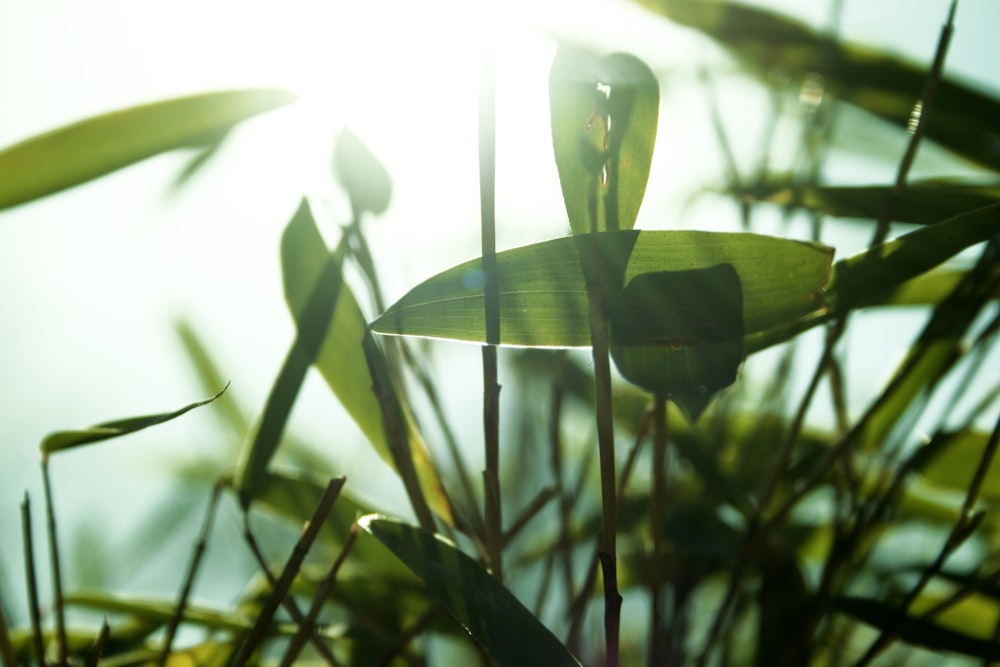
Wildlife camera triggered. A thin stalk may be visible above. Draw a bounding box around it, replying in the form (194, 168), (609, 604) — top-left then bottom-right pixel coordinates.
(547, 361), (577, 607)
(503, 486), (557, 547)
(854, 408), (1000, 665)
(227, 477), (343, 667)
(20, 493), (45, 667)
(480, 43), (503, 582)
(363, 331), (437, 532)
(159, 480), (225, 666)
(649, 395), (668, 667)
(278, 523), (360, 667)
(41, 460), (67, 667)
(374, 601), (445, 667)
(0, 601), (13, 667)
(871, 0), (957, 247)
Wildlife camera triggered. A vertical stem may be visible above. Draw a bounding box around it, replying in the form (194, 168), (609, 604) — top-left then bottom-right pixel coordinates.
(21, 493), (45, 667)
(480, 42), (503, 581)
(41, 459), (68, 667)
(649, 395), (668, 667)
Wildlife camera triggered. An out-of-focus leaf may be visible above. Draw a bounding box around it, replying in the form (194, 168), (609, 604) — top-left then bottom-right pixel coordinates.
(169, 131), (230, 192)
(550, 48), (659, 233)
(372, 230), (831, 350)
(175, 320), (249, 437)
(917, 430), (1000, 502)
(883, 270), (1000, 307)
(334, 128), (392, 215)
(40, 385), (227, 455)
(635, 0), (1000, 172)
(732, 180), (1000, 225)
(360, 515), (582, 667)
(279, 202), (452, 523)
(65, 591), (253, 632)
(836, 595), (1000, 660)
(235, 200), (345, 506)
(0, 88), (297, 210)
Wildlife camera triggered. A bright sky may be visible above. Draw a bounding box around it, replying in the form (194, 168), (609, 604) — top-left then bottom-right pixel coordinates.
(0, 0), (997, 612)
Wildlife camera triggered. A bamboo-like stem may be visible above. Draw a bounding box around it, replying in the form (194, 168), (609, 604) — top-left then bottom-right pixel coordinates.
(159, 480), (225, 666)
(20, 493), (45, 667)
(479, 43), (503, 582)
(41, 460), (67, 667)
(649, 395), (668, 667)
(226, 477), (342, 667)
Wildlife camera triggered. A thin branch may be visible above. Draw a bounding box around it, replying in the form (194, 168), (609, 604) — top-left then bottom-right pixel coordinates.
(649, 396), (668, 667)
(21, 493), (45, 667)
(84, 617), (111, 667)
(41, 459), (67, 667)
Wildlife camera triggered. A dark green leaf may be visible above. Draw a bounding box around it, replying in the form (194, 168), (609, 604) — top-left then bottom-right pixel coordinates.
(372, 230), (832, 350)
(40, 385), (227, 455)
(732, 180), (1000, 226)
(360, 516), (581, 667)
(0, 88), (297, 210)
(550, 48), (659, 233)
(636, 0), (1000, 172)
(236, 200), (345, 506)
(917, 430), (1000, 502)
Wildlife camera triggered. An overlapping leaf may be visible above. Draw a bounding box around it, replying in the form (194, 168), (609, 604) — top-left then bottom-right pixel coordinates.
(550, 49), (659, 233)
(372, 230), (832, 350)
(0, 88), (297, 210)
(361, 516), (582, 667)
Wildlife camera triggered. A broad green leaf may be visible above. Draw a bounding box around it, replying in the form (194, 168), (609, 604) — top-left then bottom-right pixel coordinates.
(550, 49), (659, 233)
(636, 0), (1000, 172)
(732, 180), (1000, 226)
(372, 230), (832, 349)
(836, 595), (1000, 660)
(334, 128), (392, 215)
(40, 385), (227, 455)
(279, 203), (453, 523)
(360, 515), (582, 667)
(236, 200), (346, 505)
(918, 430), (1000, 502)
(0, 88), (297, 210)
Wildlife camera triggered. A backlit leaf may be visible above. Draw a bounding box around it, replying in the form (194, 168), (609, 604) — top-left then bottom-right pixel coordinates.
(371, 230), (832, 350)
(41, 385), (227, 455)
(360, 515), (582, 667)
(0, 88), (297, 210)
(918, 430), (1000, 502)
(550, 48), (659, 233)
(334, 128), (392, 215)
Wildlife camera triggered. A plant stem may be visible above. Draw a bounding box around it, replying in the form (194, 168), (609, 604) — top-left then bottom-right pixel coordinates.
(649, 395), (668, 667)
(41, 460), (68, 667)
(20, 493), (45, 667)
(480, 44), (503, 582)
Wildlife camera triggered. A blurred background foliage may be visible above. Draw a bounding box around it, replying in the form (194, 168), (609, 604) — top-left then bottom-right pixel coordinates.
(1, 0), (999, 665)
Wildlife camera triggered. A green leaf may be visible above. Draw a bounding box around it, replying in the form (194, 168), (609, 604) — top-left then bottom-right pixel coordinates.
(550, 49), (659, 233)
(826, 203), (1000, 313)
(334, 128), (393, 215)
(64, 591), (254, 633)
(0, 88), (297, 211)
(732, 180), (1000, 226)
(40, 385), (227, 455)
(360, 516), (581, 667)
(836, 595), (1000, 660)
(236, 200), (345, 505)
(372, 230), (832, 349)
(279, 202), (453, 523)
(636, 0), (1000, 172)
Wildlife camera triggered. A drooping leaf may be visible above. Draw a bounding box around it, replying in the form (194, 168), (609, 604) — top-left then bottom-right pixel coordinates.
(732, 179), (1000, 226)
(334, 128), (393, 215)
(235, 200), (345, 506)
(372, 230), (832, 350)
(360, 515), (582, 667)
(40, 385), (227, 455)
(550, 48), (659, 233)
(278, 202), (453, 523)
(836, 595), (1000, 660)
(175, 320), (249, 437)
(635, 0), (1000, 172)
(0, 88), (297, 211)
